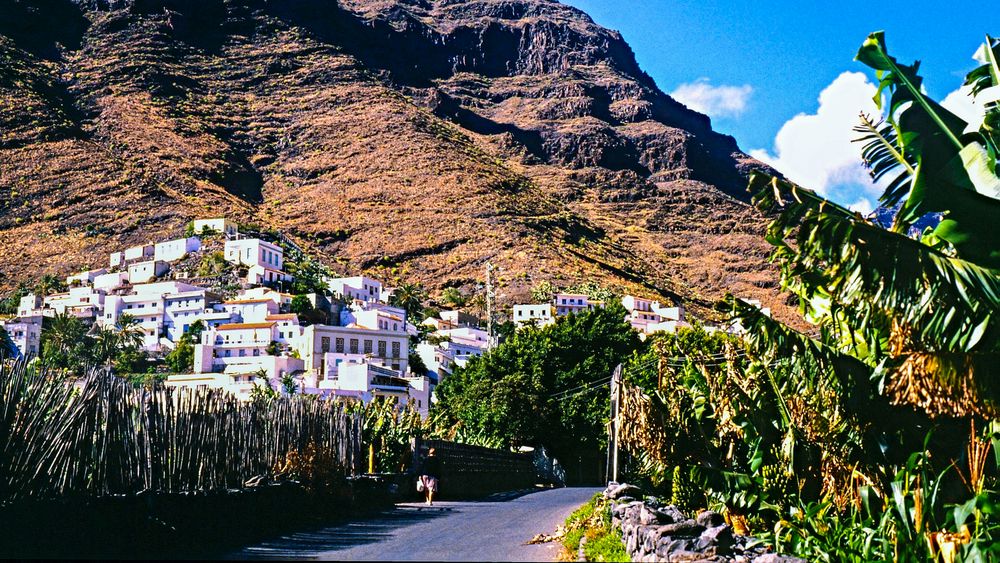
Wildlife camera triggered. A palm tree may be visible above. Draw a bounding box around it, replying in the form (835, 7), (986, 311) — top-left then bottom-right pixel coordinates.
(40, 311), (86, 371)
(390, 282), (428, 322)
(114, 313), (144, 351)
(34, 274), (66, 296)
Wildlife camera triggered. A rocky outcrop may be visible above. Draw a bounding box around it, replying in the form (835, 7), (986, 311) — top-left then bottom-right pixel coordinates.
(604, 483), (807, 563)
(0, 0), (794, 325)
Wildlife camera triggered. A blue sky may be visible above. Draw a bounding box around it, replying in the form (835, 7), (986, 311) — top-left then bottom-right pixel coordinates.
(562, 0), (991, 211)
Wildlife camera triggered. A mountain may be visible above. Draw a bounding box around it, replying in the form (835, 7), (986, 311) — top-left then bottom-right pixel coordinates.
(0, 0), (789, 322)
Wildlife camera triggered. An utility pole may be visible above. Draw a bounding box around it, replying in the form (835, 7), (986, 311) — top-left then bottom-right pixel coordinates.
(606, 364), (622, 485)
(485, 261), (496, 349)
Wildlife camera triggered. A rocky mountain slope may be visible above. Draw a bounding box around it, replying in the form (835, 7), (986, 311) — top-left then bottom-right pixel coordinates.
(0, 0), (788, 321)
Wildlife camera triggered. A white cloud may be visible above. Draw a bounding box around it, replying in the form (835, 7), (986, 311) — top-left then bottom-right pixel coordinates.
(749, 71), (883, 212)
(670, 78), (753, 119)
(940, 84), (986, 128)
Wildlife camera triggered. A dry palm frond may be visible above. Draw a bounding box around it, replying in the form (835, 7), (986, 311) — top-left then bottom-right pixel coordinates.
(883, 352), (1000, 419)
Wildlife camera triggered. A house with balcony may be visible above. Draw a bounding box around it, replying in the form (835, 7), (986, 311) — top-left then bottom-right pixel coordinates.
(0, 316), (42, 358)
(193, 322), (305, 382)
(223, 237), (291, 285)
(553, 293), (602, 317)
(622, 295), (689, 335)
(298, 323), (410, 384)
(327, 276), (385, 303)
(318, 363), (432, 415)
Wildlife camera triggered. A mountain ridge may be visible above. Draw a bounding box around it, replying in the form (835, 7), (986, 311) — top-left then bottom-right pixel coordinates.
(0, 0), (791, 323)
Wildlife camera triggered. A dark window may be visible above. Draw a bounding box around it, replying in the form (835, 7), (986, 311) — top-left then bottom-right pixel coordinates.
(321, 336), (330, 353)
(336, 338), (344, 353)
(350, 339), (359, 354)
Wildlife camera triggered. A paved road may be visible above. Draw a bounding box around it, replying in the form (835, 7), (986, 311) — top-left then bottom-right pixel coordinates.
(234, 487), (601, 561)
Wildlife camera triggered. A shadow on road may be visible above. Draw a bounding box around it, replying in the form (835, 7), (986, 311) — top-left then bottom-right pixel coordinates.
(231, 506), (452, 560)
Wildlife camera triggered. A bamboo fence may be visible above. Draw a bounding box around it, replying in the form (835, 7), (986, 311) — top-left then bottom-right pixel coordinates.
(0, 358), (362, 503)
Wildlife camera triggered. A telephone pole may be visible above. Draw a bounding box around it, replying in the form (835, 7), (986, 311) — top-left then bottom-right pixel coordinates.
(485, 262), (496, 349)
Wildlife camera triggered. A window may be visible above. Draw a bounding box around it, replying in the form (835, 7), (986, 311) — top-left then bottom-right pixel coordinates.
(378, 341), (386, 357)
(350, 339), (359, 354)
(253, 349), (260, 356)
(321, 336), (330, 353)
(391, 342), (400, 358)
(335, 338), (344, 353)
(364, 339), (373, 354)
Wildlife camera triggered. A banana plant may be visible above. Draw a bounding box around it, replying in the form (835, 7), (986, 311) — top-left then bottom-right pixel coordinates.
(855, 33), (1000, 267)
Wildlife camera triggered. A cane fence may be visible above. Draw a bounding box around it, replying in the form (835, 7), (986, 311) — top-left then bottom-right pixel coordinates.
(0, 358), (362, 503)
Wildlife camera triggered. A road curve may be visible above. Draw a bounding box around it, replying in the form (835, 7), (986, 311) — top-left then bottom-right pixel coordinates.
(235, 487), (601, 561)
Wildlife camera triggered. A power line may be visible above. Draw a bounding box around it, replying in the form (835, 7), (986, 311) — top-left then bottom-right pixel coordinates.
(549, 376), (612, 399)
(551, 380), (611, 401)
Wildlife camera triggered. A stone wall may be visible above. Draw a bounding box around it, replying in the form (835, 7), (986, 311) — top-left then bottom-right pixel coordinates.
(604, 483), (806, 563)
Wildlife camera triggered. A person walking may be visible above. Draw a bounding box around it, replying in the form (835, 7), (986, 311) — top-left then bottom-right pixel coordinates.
(418, 448), (442, 506)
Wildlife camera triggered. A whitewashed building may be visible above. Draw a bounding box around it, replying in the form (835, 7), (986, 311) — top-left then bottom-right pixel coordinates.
(327, 276), (385, 303)
(154, 237), (201, 263)
(512, 303), (555, 328)
(127, 260), (170, 284)
(224, 238), (290, 285)
(192, 218), (237, 237)
(0, 316), (42, 358)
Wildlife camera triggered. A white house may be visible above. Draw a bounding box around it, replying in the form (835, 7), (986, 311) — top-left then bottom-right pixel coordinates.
(192, 218), (237, 237)
(193, 322), (302, 377)
(93, 271), (130, 292)
(0, 316), (42, 358)
(298, 324), (410, 383)
(154, 237), (201, 263)
(123, 243), (155, 262)
(162, 289), (220, 343)
(341, 300), (408, 332)
(41, 286), (106, 321)
(553, 293), (600, 317)
(327, 276), (384, 303)
(318, 363), (432, 415)
(224, 238), (290, 285)
(17, 294), (43, 318)
(128, 260), (170, 284)
(222, 298), (280, 324)
(622, 295), (689, 335)
(512, 304), (555, 328)
(66, 268), (108, 287)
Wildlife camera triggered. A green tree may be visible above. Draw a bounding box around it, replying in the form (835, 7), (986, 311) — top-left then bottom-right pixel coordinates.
(390, 282), (428, 322)
(0, 326), (15, 357)
(40, 312), (87, 372)
(165, 320), (205, 373)
(434, 302), (642, 463)
(439, 287), (468, 308)
(34, 274), (66, 297)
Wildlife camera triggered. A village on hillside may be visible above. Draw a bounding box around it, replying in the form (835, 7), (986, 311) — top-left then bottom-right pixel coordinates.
(0, 218), (769, 412)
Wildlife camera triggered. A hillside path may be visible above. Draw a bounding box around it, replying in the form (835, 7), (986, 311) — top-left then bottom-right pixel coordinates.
(235, 487), (601, 561)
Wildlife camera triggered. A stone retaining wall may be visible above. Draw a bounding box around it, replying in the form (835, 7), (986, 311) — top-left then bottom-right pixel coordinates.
(604, 483), (806, 563)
